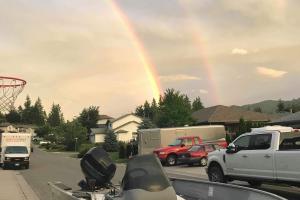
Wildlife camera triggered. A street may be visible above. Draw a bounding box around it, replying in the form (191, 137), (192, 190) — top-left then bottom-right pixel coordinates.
(17, 147), (300, 200)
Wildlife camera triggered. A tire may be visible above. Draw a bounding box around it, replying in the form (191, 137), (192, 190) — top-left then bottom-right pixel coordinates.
(208, 165), (226, 183)
(248, 181), (262, 187)
(199, 157), (208, 167)
(166, 154), (177, 166)
(188, 163), (194, 167)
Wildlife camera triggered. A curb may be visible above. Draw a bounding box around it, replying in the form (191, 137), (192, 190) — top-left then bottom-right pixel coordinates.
(15, 172), (40, 200)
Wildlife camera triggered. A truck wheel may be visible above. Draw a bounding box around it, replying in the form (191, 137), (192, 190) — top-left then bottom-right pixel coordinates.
(166, 155), (177, 166)
(208, 165), (226, 183)
(248, 181), (262, 187)
(200, 157), (208, 167)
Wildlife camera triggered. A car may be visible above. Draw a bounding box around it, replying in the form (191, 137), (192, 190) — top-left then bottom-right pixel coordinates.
(153, 136), (202, 166)
(207, 126), (300, 187)
(39, 140), (51, 145)
(178, 143), (224, 166)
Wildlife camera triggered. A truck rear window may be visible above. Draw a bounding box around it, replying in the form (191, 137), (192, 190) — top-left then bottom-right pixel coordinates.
(279, 132), (300, 150)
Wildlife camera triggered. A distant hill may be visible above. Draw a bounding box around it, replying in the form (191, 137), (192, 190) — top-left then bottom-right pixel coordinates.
(242, 98), (300, 114)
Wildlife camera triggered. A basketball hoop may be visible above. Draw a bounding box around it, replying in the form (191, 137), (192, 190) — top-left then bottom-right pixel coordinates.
(0, 76), (26, 113)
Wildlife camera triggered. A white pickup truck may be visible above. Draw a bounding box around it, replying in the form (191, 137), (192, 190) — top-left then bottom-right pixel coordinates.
(207, 126), (300, 187)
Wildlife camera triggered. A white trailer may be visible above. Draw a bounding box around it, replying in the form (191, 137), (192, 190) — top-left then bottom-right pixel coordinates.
(138, 125), (226, 155)
(0, 132), (32, 169)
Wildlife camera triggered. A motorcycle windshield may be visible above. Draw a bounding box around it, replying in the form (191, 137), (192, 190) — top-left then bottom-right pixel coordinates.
(122, 154), (171, 192)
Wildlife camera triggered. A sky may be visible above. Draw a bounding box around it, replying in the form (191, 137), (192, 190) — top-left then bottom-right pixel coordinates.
(1, 0), (300, 119)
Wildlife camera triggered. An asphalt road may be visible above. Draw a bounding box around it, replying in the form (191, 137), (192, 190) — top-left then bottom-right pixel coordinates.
(20, 147), (126, 200)
(20, 147), (300, 200)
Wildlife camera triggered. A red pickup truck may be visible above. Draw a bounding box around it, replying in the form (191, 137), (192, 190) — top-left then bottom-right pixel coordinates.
(153, 136), (202, 166)
(153, 136), (227, 166)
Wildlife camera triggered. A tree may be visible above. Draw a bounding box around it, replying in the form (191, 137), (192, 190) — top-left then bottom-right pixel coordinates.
(277, 99), (285, 113)
(143, 101), (151, 118)
(32, 97), (46, 126)
(103, 130), (118, 152)
(135, 105), (144, 118)
(254, 107), (262, 113)
(61, 120), (87, 151)
(35, 124), (52, 138)
(22, 95), (34, 124)
(5, 110), (21, 123)
(235, 118), (265, 139)
(138, 118), (157, 130)
(48, 104), (64, 127)
(192, 97), (204, 111)
(155, 89), (193, 128)
(78, 106), (99, 134)
(0, 112), (6, 123)
(150, 98), (158, 120)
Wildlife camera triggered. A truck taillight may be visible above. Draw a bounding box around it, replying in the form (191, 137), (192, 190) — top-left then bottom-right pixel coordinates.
(24, 157), (29, 160)
(5, 157), (10, 161)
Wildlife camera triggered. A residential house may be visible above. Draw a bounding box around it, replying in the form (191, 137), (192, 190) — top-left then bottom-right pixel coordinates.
(270, 111), (300, 128)
(192, 105), (279, 134)
(89, 114), (142, 143)
(0, 123), (36, 135)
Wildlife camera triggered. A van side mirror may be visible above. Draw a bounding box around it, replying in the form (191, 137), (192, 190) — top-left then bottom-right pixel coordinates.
(226, 144), (237, 154)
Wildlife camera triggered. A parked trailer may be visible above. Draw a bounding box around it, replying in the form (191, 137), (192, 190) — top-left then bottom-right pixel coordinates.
(138, 125), (226, 155)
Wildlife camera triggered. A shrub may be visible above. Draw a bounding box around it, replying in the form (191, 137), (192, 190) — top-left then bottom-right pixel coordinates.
(78, 143), (96, 158)
(118, 142), (127, 159)
(103, 131), (118, 152)
(126, 142), (138, 158)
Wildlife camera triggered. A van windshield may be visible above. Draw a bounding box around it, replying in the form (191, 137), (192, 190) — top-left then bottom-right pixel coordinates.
(168, 139), (182, 146)
(5, 146), (28, 154)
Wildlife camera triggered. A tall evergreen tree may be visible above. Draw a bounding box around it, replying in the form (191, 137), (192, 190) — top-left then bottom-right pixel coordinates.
(143, 101), (151, 118)
(48, 104), (64, 127)
(103, 130), (118, 152)
(138, 118), (157, 130)
(135, 105), (144, 118)
(78, 106), (99, 134)
(192, 97), (204, 111)
(32, 97), (46, 126)
(150, 98), (158, 120)
(22, 95), (34, 124)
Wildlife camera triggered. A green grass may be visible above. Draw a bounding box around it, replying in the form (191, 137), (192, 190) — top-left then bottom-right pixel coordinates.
(108, 152), (128, 163)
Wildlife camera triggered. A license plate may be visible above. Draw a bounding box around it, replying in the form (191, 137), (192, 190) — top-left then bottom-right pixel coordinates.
(15, 163), (20, 166)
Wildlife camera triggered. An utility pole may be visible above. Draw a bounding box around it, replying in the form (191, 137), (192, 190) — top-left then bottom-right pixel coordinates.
(74, 137), (78, 152)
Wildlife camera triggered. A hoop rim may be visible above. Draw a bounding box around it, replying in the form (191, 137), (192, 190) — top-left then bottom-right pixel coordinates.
(0, 76), (27, 87)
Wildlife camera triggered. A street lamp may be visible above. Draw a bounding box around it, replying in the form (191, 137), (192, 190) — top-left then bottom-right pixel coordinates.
(74, 137), (78, 152)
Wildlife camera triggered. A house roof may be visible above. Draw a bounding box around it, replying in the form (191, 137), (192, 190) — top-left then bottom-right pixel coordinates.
(0, 123), (37, 129)
(98, 115), (114, 120)
(192, 105), (278, 124)
(271, 111), (300, 124)
(111, 113), (141, 123)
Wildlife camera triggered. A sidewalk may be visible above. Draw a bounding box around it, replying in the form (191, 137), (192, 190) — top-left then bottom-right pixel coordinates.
(0, 170), (39, 200)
